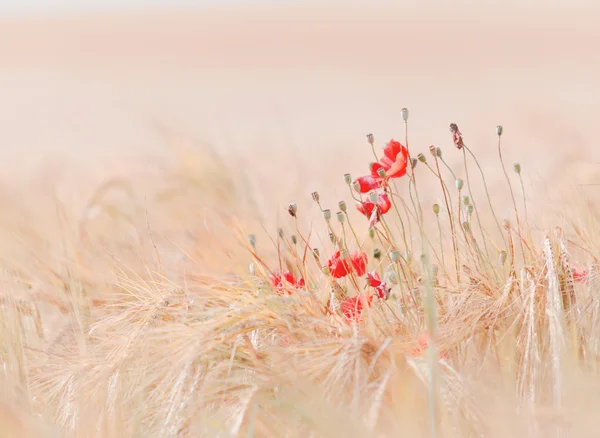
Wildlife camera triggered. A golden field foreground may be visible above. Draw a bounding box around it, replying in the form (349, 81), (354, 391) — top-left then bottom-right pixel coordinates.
(2, 3), (600, 437)
(1, 122), (600, 437)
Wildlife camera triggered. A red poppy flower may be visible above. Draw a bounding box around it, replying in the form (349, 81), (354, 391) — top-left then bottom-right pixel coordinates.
(269, 269), (305, 295)
(341, 294), (374, 322)
(354, 139), (409, 193)
(356, 191), (392, 227)
(367, 271), (390, 300)
(572, 264), (589, 283)
(327, 250), (368, 279)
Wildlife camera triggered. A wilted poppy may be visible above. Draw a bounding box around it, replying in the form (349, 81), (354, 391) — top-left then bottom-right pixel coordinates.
(367, 271), (390, 300)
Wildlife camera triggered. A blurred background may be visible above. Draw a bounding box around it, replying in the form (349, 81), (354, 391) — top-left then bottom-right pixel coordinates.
(1, 0), (599, 222)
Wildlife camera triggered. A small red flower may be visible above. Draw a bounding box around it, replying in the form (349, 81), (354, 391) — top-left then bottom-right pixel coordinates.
(356, 190), (392, 227)
(269, 269), (305, 295)
(354, 139), (409, 193)
(341, 294), (373, 322)
(408, 332), (448, 358)
(572, 265), (589, 283)
(367, 271), (390, 300)
(327, 250), (368, 279)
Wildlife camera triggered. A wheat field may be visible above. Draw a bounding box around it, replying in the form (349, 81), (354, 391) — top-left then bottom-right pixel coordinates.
(2, 3), (600, 437)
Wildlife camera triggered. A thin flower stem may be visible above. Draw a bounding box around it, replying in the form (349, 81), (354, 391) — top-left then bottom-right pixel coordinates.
(387, 181), (410, 254)
(462, 148), (491, 260)
(432, 158), (459, 284)
(497, 136), (526, 265)
(518, 172), (532, 242)
(463, 144), (507, 249)
(439, 156), (457, 181)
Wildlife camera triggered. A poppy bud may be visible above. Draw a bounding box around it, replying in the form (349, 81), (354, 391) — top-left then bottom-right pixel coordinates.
(456, 179), (464, 190)
(366, 133), (375, 145)
(352, 181), (361, 193)
(291, 235), (298, 245)
(411, 158), (418, 169)
(248, 234), (256, 249)
(322, 266), (331, 275)
(323, 209), (331, 222)
(278, 228), (284, 239)
(436, 147), (442, 158)
(368, 228), (375, 239)
(429, 145), (437, 157)
(329, 232), (336, 243)
(463, 222), (470, 232)
(313, 248), (320, 258)
(467, 204), (474, 215)
(311, 191), (320, 202)
(433, 204), (440, 215)
(369, 191), (378, 203)
(336, 211), (345, 223)
(389, 250), (401, 262)
(462, 195), (470, 206)
(344, 173), (352, 185)
(417, 153), (427, 163)
(496, 125), (503, 137)
(249, 263), (255, 275)
(377, 167), (387, 178)
(373, 248), (381, 260)
(338, 200), (347, 212)
(513, 163), (521, 174)
(499, 250), (507, 265)
(401, 108), (409, 122)
(288, 203), (298, 217)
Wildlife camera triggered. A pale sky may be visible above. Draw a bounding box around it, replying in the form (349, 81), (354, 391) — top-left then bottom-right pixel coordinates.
(0, 0), (268, 14)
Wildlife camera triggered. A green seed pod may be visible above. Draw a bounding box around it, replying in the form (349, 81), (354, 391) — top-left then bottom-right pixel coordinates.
(311, 191), (320, 202)
(288, 203), (297, 217)
(411, 158), (418, 169)
(248, 234), (256, 249)
(417, 153), (427, 163)
(291, 235), (298, 245)
(278, 228), (284, 239)
(401, 108), (409, 122)
(377, 167), (387, 178)
(336, 211), (345, 223)
(496, 125), (503, 137)
(323, 209), (331, 222)
(366, 133), (375, 145)
(433, 203), (440, 215)
(462, 195), (470, 206)
(344, 173), (352, 185)
(373, 248), (382, 260)
(389, 250), (401, 262)
(338, 200), (347, 212)
(368, 228), (375, 239)
(456, 179), (464, 190)
(467, 204), (474, 215)
(513, 163), (521, 174)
